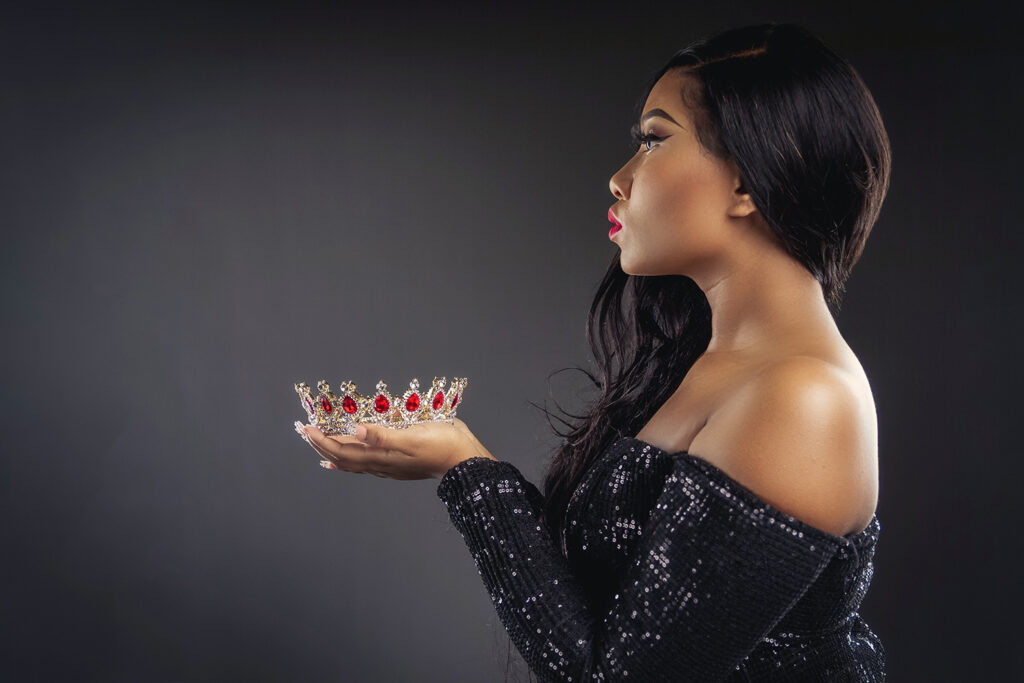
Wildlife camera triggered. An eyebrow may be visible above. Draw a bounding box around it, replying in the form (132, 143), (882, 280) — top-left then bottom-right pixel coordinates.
(641, 108), (683, 127)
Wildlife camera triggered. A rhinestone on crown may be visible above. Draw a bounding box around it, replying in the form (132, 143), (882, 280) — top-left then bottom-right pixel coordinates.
(294, 376), (467, 436)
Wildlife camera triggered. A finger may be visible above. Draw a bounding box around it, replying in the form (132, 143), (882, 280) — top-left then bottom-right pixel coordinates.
(309, 440), (344, 469)
(352, 426), (409, 476)
(296, 423), (341, 464)
(300, 427), (348, 469)
(306, 426), (385, 474)
(294, 421), (314, 444)
(296, 424), (366, 474)
(296, 424), (328, 458)
(354, 423), (408, 451)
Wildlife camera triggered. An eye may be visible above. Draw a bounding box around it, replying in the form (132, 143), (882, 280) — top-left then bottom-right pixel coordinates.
(637, 132), (667, 152)
(630, 124), (668, 153)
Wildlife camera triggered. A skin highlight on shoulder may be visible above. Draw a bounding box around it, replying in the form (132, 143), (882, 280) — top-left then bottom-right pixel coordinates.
(687, 356), (878, 538)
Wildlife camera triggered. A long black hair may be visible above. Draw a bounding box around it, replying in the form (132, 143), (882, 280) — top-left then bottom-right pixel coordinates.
(531, 22), (892, 545)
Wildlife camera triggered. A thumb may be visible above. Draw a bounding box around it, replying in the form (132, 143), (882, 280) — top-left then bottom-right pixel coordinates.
(355, 423), (387, 447)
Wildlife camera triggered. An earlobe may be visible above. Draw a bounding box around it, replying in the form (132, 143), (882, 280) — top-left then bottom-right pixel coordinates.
(726, 163), (757, 218)
(728, 190), (759, 218)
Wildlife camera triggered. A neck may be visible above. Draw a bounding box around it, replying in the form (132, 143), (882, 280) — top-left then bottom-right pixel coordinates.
(698, 247), (835, 356)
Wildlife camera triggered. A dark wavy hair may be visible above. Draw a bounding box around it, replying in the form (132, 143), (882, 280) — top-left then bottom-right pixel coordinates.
(530, 22), (892, 546)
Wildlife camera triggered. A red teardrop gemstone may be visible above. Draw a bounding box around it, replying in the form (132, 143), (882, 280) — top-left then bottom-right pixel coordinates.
(320, 397), (333, 413)
(452, 393), (459, 408)
(432, 391), (444, 410)
(342, 395), (358, 414)
(405, 393), (420, 412)
(304, 398), (314, 412)
(375, 394), (390, 413)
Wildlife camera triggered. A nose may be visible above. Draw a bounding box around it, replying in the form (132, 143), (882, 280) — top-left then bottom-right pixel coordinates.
(608, 160), (632, 200)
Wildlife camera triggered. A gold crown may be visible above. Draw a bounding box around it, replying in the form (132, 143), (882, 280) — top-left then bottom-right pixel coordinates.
(293, 376), (467, 436)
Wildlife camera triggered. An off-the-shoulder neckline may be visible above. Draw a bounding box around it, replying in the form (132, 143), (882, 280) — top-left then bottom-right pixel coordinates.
(614, 435), (879, 545)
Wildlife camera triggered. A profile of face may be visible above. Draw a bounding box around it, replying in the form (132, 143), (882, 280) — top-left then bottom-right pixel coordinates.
(608, 68), (760, 280)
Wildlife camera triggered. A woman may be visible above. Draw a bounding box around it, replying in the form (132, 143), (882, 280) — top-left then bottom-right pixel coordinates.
(299, 22), (891, 681)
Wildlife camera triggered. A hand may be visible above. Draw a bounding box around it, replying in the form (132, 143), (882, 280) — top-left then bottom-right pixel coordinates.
(295, 418), (497, 480)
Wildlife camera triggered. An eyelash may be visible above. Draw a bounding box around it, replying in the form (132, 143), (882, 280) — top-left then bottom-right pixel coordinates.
(630, 125), (667, 152)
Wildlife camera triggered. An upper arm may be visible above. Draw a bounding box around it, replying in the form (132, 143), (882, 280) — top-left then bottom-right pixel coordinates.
(690, 357), (877, 537)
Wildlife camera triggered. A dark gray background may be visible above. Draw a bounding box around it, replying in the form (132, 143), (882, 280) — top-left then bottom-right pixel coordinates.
(3, 1), (1020, 681)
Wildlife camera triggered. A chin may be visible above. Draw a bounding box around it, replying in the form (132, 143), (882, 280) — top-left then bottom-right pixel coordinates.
(617, 251), (634, 275)
(619, 257), (677, 278)
(617, 254), (651, 277)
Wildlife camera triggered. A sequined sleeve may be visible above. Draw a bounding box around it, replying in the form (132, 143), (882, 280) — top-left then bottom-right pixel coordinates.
(436, 455), (845, 682)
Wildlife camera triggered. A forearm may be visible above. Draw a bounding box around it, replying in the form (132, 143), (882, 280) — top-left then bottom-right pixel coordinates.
(437, 457), (598, 681)
(437, 455), (842, 682)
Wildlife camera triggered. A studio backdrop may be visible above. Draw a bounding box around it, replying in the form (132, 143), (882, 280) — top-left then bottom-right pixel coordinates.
(2, 2), (1019, 681)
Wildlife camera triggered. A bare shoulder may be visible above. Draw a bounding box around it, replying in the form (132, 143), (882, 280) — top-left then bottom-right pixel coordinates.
(688, 355), (879, 538)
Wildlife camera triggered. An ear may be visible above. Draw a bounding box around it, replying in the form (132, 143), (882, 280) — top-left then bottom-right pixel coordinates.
(725, 160), (758, 219)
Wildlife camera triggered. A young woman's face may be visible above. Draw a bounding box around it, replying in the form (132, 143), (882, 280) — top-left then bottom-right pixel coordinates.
(608, 69), (746, 279)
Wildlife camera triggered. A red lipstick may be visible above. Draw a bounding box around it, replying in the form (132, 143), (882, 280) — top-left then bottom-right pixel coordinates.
(608, 208), (622, 239)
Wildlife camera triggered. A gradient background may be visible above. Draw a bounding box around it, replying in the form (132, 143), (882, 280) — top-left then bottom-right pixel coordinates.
(3, 1), (1020, 681)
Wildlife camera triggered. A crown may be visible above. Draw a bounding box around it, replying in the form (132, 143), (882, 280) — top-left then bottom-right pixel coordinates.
(293, 376), (467, 436)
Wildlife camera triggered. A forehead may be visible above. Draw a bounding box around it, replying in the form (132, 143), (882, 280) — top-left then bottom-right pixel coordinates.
(642, 69), (694, 120)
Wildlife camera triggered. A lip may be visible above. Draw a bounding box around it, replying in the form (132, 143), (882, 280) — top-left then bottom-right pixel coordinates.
(608, 208), (623, 239)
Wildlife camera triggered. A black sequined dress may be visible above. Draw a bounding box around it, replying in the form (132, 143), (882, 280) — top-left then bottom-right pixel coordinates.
(436, 436), (884, 682)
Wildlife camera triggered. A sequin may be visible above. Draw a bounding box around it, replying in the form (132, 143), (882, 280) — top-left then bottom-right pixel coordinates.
(437, 436), (884, 681)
